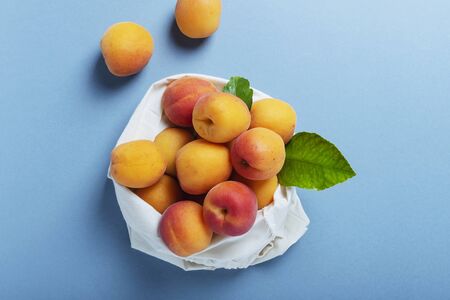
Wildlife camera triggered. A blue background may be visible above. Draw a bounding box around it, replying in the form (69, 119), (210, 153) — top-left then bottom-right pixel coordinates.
(1, 0), (449, 299)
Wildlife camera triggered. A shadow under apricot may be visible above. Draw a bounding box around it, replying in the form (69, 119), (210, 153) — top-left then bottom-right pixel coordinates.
(169, 18), (209, 50)
(91, 54), (138, 91)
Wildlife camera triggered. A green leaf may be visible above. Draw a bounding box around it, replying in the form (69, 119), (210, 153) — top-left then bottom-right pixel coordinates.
(278, 132), (356, 190)
(222, 76), (253, 109)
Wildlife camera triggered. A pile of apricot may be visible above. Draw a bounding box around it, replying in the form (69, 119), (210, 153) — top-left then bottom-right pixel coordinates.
(110, 76), (297, 256)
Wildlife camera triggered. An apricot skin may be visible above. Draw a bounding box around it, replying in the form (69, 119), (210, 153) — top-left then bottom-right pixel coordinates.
(162, 77), (218, 127)
(232, 173), (278, 210)
(250, 98), (297, 143)
(101, 22), (154, 77)
(176, 139), (232, 195)
(231, 128), (286, 181)
(175, 0), (222, 39)
(203, 181), (257, 236)
(154, 128), (194, 176)
(193, 92), (251, 143)
(110, 140), (166, 188)
(159, 201), (213, 257)
(134, 175), (183, 214)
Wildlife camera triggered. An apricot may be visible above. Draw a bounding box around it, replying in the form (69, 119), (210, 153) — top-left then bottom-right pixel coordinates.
(193, 92), (251, 143)
(162, 77), (218, 127)
(110, 140), (166, 188)
(233, 173), (278, 209)
(176, 139), (232, 195)
(100, 22), (154, 77)
(231, 128), (285, 180)
(134, 175), (183, 214)
(159, 201), (213, 257)
(250, 98), (297, 143)
(175, 0), (222, 39)
(154, 127), (194, 176)
(203, 181), (257, 236)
